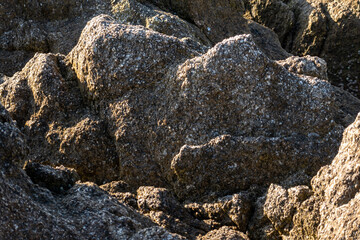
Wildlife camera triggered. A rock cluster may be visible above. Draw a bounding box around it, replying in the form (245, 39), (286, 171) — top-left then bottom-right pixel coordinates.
(1, 0), (360, 239)
(243, 0), (360, 96)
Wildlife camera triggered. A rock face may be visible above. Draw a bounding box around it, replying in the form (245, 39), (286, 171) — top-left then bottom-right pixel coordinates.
(2, 14), (358, 197)
(145, 0), (360, 96)
(0, 52), (119, 184)
(143, 0), (291, 60)
(0, 0), (293, 77)
(0, 0), (115, 76)
(1, 1), (360, 239)
(65, 15), (354, 200)
(261, 113), (360, 239)
(0, 103), (184, 239)
(0, 103), (27, 167)
(244, 0), (360, 96)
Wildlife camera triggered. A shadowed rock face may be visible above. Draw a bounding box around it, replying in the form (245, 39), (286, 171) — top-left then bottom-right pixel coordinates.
(243, 0), (360, 96)
(0, 102), (184, 239)
(0, 0), (114, 76)
(260, 113), (360, 239)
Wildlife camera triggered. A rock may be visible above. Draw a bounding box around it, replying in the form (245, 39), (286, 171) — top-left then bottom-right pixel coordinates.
(144, 0), (291, 60)
(259, 113), (360, 239)
(39, 15), (356, 199)
(1, 6), (360, 239)
(244, 0), (360, 96)
(0, 137), (182, 239)
(0, 103), (27, 167)
(0, 0), (114, 76)
(245, 0), (295, 45)
(171, 134), (336, 200)
(185, 192), (252, 233)
(307, 113), (360, 239)
(137, 186), (207, 238)
(0, 53), (119, 184)
(141, 0), (248, 43)
(112, 0), (212, 51)
(100, 180), (131, 193)
(247, 20), (292, 60)
(24, 161), (80, 193)
(199, 226), (250, 240)
(57, 116), (119, 183)
(0, 0), (293, 77)
(0, 0), (211, 77)
(263, 184), (312, 235)
(67, 14), (200, 102)
(277, 55), (328, 80)
(130, 226), (186, 240)
(247, 195), (281, 240)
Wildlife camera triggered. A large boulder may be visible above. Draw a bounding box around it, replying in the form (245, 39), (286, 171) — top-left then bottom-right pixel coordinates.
(65, 15), (356, 199)
(2, 15), (359, 200)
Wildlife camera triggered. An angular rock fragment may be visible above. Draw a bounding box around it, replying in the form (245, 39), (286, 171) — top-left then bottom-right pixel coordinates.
(137, 186), (207, 238)
(199, 226), (250, 240)
(185, 192), (252, 233)
(24, 161), (80, 193)
(0, 103), (27, 167)
(277, 55), (328, 80)
(113, 0), (212, 51)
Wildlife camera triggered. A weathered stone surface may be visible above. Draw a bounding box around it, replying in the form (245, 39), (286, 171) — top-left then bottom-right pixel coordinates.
(0, 127), (182, 239)
(1, 3), (360, 238)
(185, 192), (252, 233)
(264, 184), (312, 235)
(199, 226), (250, 240)
(258, 114), (360, 239)
(1, 0), (293, 77)
(24, 161), (80, 193)
(277, 55), (328, 80)
(244, 0), (360, 96)
(144, 0), (291, 60)
(0, 53), (119, 184)
(141, 0), (248, 43)
(0, 0), (211, 77)
(67, 14), (200, 102)
(113, 0), (212, 51)
(0, 0), (114, 76)
(54, 15), (357, 199)
(137, 186), (207, 238)
(0, 103), (27, 167)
